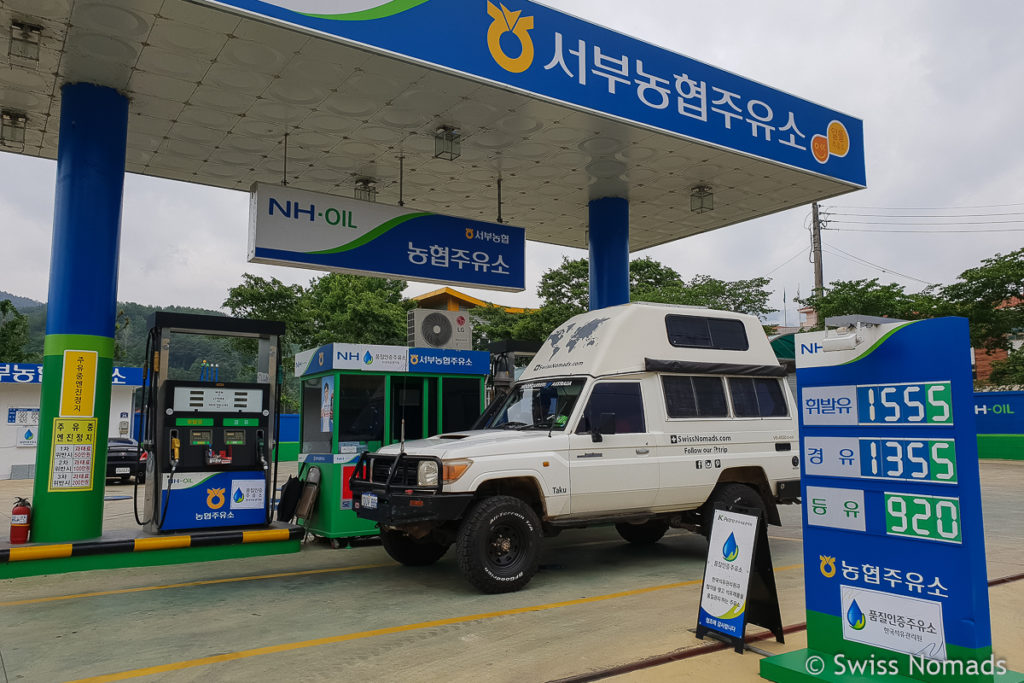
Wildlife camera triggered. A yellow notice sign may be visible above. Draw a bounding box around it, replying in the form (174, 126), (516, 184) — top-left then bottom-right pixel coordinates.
(49, 417), (98, 491)
(59, 349), (98, 417)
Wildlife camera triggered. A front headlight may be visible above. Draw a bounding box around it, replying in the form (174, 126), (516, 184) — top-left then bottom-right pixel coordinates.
(417, 460), (439, 487)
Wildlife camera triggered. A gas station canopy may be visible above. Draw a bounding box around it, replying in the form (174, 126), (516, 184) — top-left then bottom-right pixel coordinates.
(0, 0), (864, 251)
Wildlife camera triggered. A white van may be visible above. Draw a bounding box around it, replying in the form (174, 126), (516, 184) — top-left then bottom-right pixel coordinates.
(351, 302), (800, 593)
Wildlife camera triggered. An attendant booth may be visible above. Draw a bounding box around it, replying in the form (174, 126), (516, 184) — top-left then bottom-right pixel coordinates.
(295, 343), (489, 541)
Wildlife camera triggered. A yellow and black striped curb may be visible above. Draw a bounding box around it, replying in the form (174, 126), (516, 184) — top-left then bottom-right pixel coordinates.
(0, 526), (303, 563)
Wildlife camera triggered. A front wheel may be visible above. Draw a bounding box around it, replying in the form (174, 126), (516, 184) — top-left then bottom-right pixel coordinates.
(381, 529), (450, 566)
(456, 496), (542, 593)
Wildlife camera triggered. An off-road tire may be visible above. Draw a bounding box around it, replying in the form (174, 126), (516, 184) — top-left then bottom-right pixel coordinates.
(456, 495), (542, 593)
(700, 483), (766, 539)
(380, 529), (450, 566)
(615, 519), (670, 545)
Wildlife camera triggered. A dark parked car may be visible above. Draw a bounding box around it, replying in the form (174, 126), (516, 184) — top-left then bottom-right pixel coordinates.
(106, 437), (147, 484)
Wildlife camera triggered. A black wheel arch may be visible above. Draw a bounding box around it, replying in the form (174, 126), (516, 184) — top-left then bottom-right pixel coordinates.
(715, 467), (781, 525)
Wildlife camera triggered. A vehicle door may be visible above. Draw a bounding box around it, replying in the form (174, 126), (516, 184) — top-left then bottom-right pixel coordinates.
(655, 375), (732, 508)
(567, 380), (657, 514)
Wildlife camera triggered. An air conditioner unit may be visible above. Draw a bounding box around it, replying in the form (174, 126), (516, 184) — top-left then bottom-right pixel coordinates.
(408, 309), (473, 350)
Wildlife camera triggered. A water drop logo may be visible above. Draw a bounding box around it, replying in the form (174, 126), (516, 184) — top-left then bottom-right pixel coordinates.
(722, 532), (739, 562)
(234, 488), (245, 504)
(486, 2), (534, 74)
(24, 429), (34, 441)
(363, 351), (374, 365)
(847, 599), (866, 630)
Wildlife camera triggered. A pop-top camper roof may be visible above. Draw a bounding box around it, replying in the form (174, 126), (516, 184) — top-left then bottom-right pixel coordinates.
(520, 302), (783, 381)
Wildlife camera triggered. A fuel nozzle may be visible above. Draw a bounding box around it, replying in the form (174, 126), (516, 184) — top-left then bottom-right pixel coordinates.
(169, 429), (181, 466)
(257, 429), (268, 469)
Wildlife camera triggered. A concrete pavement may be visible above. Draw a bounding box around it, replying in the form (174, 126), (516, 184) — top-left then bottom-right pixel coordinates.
(0, 461), (1021, 682)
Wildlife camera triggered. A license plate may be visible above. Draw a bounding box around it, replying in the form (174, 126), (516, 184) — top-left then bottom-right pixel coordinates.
(115, 467), (130, 474)
(360, 493), (378, 510)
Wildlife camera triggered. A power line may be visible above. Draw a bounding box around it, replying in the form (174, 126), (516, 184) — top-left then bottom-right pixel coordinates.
(829, 211), (1024, 219)
(830, 219), (1024, 226)
(825, 225), (1024, 234)
(827, 201), (1024, 210)
(762, 245), (809, 278)
(821, 242), (937, 287)
(821, 248), (934, 288)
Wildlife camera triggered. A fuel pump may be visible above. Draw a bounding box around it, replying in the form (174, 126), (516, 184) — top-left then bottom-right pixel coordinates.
(139, 312), (284, 533)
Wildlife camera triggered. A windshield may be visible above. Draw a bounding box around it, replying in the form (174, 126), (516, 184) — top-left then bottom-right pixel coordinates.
(482, 378), (587, 431)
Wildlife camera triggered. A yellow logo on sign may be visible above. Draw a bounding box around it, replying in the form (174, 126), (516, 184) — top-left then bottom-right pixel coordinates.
(486, 2), (534, 74)
(207, 488), (226, 510)
(819, 554), (836, 578)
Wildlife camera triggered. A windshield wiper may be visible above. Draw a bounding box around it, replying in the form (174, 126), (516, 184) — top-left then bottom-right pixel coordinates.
(498, 421), (529, 429)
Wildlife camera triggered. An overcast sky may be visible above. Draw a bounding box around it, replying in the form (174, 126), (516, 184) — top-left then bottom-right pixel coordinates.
(2, 1), (1022, 326)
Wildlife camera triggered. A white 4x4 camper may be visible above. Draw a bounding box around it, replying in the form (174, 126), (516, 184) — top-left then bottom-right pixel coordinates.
(350, 303), (800, 593)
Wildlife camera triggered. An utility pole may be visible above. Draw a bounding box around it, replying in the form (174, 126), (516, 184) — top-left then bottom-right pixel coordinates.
(811, 202), (824, 296)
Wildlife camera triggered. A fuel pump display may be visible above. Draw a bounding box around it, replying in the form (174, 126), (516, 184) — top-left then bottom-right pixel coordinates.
(140, 312), (284, 533)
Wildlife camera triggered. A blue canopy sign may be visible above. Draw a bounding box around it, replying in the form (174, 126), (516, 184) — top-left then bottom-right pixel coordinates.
(200, 0), (865, 186)
(248, 183), (526, 291)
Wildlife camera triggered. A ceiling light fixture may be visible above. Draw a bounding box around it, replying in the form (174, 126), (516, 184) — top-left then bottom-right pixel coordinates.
(9, 21), (42, 61)
(690, 185), (714, 214)
(354, 177), (377, 203)
(1, 110), (28, 146)
(434, 126), (461, 161)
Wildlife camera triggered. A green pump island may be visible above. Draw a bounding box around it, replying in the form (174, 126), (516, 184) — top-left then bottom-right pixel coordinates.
(294, 342), (490, 541)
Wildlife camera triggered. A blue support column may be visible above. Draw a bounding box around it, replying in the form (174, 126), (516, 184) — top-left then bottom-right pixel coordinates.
(30, 83), (129, 542)
(588, 197), (630, 310)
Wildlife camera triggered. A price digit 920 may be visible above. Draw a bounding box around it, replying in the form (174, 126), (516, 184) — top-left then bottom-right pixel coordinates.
(863, 383), (952, 424)
(885, 493), (962, 544)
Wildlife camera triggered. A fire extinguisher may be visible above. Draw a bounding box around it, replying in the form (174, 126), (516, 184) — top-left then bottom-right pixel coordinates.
(10, 497), (31, 544)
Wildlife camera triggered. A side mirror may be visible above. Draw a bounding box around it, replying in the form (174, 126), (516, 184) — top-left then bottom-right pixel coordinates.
(591, 412), (616, 442)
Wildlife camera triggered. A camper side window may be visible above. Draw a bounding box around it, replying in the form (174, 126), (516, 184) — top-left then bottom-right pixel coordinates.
(576, 383), (646, 434)
(661, 376), (728, 418)
(665, 315), (749, 351)
(728, 377), (789, 417)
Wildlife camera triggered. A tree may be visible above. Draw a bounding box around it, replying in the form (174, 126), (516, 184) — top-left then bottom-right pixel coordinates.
(629, 256), (683, 293)
(796, 279), (941, 326)
(471, 305), (564, 350)
(0, 300), (31, 362)
(302, 273), (414, 347)
(476, 256), (777, 345)
(635, 274), (776, 319)
(988, 347), (1024, 386)
(536, 257), (591, 320)
(941, 248), (1024, 351)
(223, 274), (307, 352)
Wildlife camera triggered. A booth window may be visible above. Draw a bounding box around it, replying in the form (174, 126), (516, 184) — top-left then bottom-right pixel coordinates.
(337, 375), (386, 443)
(301, 378), (332, 453)
(442, 377), (482, 433)
(577, 382), (646, 434)
(390, 376), (424, 440)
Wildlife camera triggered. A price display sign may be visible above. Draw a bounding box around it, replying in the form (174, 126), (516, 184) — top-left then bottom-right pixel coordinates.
(761, 318), (1018, 682)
